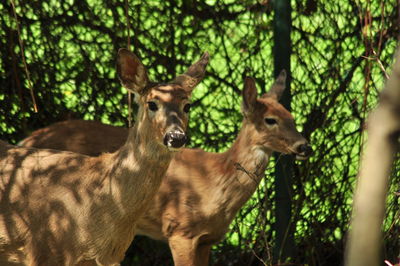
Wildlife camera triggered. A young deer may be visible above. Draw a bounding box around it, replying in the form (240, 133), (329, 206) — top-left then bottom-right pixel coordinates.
(20, 71), (312, 266)
(0, 48), (209, 265)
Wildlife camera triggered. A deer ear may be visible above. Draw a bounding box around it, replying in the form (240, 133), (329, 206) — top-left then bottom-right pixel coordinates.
(171, 52), (209, 94)
(266, 69), (286, 100)
(117, 48), (149, 94)
(242, 76), (258, 114)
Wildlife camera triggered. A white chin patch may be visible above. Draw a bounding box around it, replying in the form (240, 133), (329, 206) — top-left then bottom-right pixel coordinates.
(166, 139), (173, 147)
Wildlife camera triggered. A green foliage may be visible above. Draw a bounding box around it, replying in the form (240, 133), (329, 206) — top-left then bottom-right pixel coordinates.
(0, 0), (399, 265)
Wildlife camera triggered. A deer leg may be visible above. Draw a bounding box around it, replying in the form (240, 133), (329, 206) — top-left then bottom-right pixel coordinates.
(168, 235), (197, 266)
(195, 244), (211, 266)
(24, 241), (59, 266)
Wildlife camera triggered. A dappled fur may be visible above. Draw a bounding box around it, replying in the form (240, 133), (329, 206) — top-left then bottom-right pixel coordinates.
(0, 117), (172, 265)
(20, 73), (312, 266)
(0, 49), (208, 265)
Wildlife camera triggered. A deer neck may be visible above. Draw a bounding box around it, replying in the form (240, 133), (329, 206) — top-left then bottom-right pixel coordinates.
(100, 114), (172, 218)
(78, 112), (174, 262)
(211, 120), (272, 217)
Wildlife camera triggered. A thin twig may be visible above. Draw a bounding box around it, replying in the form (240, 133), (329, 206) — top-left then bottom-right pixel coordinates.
(361, 50), (390, 80)
(124, 0), (133, 127)
(10, 0), (38, 112)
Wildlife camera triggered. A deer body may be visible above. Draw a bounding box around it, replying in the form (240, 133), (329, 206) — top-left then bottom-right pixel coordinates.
(0, 49), (209, 265)
(0, 130), (170, 265)
(20, 72), (312, 266)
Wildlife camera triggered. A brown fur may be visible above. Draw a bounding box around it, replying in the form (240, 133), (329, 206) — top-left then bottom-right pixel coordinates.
(0, 49), (208, 265)
(19, 73), (311, 266)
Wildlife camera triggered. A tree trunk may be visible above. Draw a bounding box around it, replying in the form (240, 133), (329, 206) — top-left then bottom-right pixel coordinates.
(345, 49), (400, 265)
(273, 0), (295, 262)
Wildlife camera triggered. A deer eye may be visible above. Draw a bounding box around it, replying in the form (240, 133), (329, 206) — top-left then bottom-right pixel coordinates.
(265, 118), (277, 125)
(147, 101), (158, 111)
(183, 103), (191, 113)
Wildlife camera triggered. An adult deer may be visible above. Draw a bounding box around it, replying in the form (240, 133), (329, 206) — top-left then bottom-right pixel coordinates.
(0, 48), (209, 265)
(20, 71), (312, 266)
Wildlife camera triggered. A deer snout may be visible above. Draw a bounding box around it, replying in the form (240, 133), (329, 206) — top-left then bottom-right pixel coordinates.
(163, 129), (187, 149)
(292, 141), (313, 160)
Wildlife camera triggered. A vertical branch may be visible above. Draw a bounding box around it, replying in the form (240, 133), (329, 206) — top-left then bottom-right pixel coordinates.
(398, 0), (400, 42)
(9, 0), (38, 113)
(361, 1), (372, 117)
(272, 0), (295, 262)
(124, 0), (131, 51)
(167, 0), (176, 78)
(345, 49), (400, 266)
(124, 0), (133, 127)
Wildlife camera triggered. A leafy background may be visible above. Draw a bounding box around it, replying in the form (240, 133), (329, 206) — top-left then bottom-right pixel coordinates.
(0, 0), (399, 265)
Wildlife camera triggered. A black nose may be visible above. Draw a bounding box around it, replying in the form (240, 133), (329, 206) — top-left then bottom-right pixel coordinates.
(297, 143), (313, 157)
(163, 130), (187, 149)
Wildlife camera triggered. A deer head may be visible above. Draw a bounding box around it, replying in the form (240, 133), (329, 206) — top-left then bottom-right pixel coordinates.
(117, 48), (209, 150)
(242, 70), (312, 159)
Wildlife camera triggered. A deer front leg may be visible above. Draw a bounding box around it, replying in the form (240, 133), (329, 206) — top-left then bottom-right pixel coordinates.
(168, 235), (198, 266)
(195, 243), (211, 266)
(169, 235), (212, 266)
(24, 241), (66, 266)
